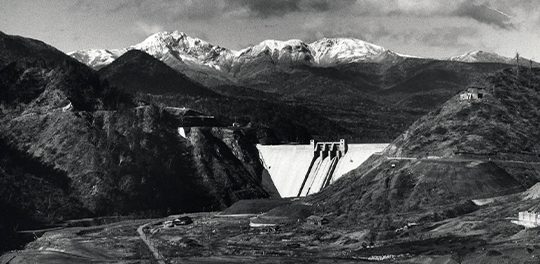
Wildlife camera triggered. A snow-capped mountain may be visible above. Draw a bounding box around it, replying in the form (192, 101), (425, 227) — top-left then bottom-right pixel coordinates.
(236, 39), (312, 67)
(448, 50), (515, 64)
(68, 31), (235, 72)
(68, 31), (405, 75)
(130, 31), (237, 71)
(70, 31), (530, 87)
(309, 38), (400, 66)
(68, 48), (125, 70)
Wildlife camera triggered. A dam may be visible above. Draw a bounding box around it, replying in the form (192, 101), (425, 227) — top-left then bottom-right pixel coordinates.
(257, 140), (389, 198)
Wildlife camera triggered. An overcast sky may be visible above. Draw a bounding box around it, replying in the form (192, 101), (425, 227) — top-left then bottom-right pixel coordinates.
(1, 0), (539, 59)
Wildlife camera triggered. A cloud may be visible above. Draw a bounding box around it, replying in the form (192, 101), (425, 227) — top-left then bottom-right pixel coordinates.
(108, 0), (146, 13)
(227, 0), (356, 18)
(420, 27), (479, 48)
(301, 22), (393, 44)
(455, 1), (515, 29)
(68, 0), (536, 31)
(96, 0), (357, 20)
(229, 0), (301, 18)
(135, 21), (164, 35)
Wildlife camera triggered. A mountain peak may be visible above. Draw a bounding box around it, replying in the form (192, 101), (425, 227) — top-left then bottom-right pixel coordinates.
(449, 50), (514, 64)
(313, 37), (383, 48)
(241, 39), (310, 57)
(309, 37), (396, 66)
(67, 48), (125, 70)
(132, 31), (229, 58)
(255, 39), (306, 50)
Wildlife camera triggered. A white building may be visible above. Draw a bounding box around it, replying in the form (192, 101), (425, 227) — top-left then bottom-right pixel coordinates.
(512, 211), (540, 228)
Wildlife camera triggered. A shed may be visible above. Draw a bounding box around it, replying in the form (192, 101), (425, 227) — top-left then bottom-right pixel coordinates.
(306, 215), (329, 225)
(173, 216), (193, 225)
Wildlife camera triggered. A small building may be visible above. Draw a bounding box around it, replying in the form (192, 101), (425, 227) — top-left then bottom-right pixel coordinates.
(306, 215), (329, 226)
(460, 87), (487, 101)
(519, 211), (540, 227)
(173, 216), (193, 225)
(512, 211), (540, 228)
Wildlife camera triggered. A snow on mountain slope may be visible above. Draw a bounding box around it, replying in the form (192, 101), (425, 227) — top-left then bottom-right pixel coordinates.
(130, 31), (236, 71)
(68, 48), (125, 70)
(69, 31), (530, 77)
(234, 39), (312, 68)
(69, 31), (404, 73)
(449, 50), (514, 64)
(309, 38), (400, 66)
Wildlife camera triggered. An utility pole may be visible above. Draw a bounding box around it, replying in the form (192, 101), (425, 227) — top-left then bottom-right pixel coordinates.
(516, 52), (520, 78)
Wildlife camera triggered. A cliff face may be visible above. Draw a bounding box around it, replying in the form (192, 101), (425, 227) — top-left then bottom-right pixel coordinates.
(186, 127), (270, 208)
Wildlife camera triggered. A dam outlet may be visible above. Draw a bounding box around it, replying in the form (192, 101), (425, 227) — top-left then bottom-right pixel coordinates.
(257, 140), (389, 198)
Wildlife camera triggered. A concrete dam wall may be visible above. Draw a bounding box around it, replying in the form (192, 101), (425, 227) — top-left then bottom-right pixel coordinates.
(257, 140), (389, 198)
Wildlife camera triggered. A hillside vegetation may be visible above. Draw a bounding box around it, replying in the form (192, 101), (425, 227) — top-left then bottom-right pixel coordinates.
(97, 50), (349, 144)
(213, 57), (511, 142)
(0, 32), (270, 251)
(94, 37), (512, 143)
(388, 67), (540, 158)
(309, 66), (540, 231)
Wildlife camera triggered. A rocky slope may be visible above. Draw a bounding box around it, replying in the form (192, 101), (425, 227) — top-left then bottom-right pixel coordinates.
(308, 67), (540, 229)
(0, 31), (270, 247)
(386, 67), (540, 160)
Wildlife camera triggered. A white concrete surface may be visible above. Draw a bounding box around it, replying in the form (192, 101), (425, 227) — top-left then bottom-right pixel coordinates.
(312, 156), (338, 196)
(299, 156), (323, 197)
(257, 144), (315, 198)
(257, 143), (390, 198)
(331, 143), (389, 183)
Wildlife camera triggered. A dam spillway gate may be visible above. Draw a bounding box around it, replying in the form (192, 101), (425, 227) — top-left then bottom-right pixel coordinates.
(257, 140), (389, 198)
(297, 140), (347, 197)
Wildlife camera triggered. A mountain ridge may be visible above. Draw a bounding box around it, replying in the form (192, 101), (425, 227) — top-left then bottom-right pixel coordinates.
(69, 30), (535, 75)
(68, 31), (411, 77)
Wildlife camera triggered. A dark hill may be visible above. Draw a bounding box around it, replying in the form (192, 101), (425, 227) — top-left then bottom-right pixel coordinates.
(308, 66), (540, 230)
(0, 31), (77, 68)
(228, 57), (511, 142)
(0, 31), (132, 112)
(134, 58), (512, 144)
(386, 67), (540, 160)
(98, 50), (218, 96)
(0, 32), (270, 250)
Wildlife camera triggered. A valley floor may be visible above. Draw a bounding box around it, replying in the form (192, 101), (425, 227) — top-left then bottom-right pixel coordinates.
(136, 209), (540, 264)
(3, 194), (540, 264)
(0, 219), (157, 264)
